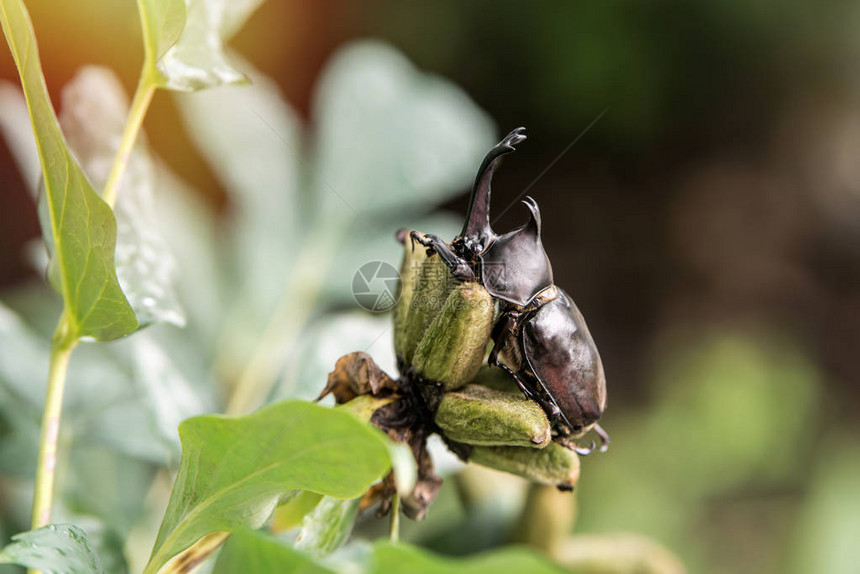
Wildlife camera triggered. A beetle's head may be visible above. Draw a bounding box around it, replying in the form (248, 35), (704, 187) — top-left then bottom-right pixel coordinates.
(457, 128), (554, 305)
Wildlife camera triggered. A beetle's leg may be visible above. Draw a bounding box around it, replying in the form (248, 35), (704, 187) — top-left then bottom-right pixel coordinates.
(593, 423), (611, 453)
(491, 359), (536, 401)
(487, 312), (522, 389)
(487, 345), (561, 422)
(558, 425), (609, 456)
(409, 231), (475, 281)
(488, 312), (562, 419)
(569, 438), (597, 457)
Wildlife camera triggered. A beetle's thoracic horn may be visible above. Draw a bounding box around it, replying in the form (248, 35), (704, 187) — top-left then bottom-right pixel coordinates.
(521, 196), (542, 237)
(460, 127), (527, 248)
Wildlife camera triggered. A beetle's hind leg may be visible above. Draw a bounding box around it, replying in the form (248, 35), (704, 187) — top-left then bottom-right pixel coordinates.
(409, 231), (475, 281)
(488, 314), (562, 419)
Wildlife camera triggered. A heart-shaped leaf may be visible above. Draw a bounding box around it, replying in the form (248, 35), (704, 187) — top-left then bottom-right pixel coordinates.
(311, 41), (496, 220)
(0, 0), (138, 342)
(0, 524), (103, 574)
(144, 400), (414, 574)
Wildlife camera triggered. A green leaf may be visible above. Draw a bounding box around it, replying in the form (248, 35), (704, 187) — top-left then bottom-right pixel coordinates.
(213, 528), (335, 574)
(272, 491), (324, 532)
(136, 0), (186, 83)
(59, 66), (186, 329)
(148, 162), (225, 356)
(174, 55), (301, 331)
(0, 0), (138, 341)
(127, 335), (212, 462)
(294, 497), (361, 557)
(311, 41), (496, 219)
(369, 542), (565, 574)
(140, 0), (265, 90)
(0, 524), (104, 574)
(144, 400), (409, 574)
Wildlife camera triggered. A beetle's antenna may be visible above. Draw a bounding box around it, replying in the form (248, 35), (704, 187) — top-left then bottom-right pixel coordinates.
(460, 127), (527, 249)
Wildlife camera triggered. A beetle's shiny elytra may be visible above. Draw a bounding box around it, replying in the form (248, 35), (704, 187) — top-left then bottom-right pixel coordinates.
(408, 128), (609, 454)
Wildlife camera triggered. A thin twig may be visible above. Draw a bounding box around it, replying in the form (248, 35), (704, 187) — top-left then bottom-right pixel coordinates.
(101, 77), (155, 207)
(389, 493), (401, 542)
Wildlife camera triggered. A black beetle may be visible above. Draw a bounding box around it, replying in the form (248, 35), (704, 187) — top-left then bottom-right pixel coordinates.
(410, 127), (609, 454)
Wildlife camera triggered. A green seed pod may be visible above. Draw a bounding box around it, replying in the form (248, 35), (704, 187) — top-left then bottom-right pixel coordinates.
(435, 384), (551, 447)
(411, 282), (495, 391)
(469, 442), (581, 490)
(393, 231), (428, 360)
(395, 246), (456, 365)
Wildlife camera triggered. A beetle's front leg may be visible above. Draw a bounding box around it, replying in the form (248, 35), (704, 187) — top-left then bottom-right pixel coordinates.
(410, 231), (475, 282)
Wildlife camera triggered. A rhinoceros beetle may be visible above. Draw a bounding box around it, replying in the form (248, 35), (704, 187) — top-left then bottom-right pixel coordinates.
(410, 127), (609, 454)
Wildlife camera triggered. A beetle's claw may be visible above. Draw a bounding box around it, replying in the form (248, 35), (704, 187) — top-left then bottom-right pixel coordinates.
(573, 440), (596, 456)
(409, 230), (431, 255)
(395, 228), (408, 244)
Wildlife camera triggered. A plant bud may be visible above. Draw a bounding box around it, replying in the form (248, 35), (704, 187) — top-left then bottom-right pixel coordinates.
(394, 242), (456, 365)
(469, 442), (581, 490)
(435, 384), (551, 447)
(411, 282), (494, 391)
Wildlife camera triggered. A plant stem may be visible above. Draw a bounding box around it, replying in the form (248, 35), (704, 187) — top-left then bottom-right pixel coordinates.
(389, 493), (401, 543)
(30, 314), (77, 529)
(101, 76), (155, 207)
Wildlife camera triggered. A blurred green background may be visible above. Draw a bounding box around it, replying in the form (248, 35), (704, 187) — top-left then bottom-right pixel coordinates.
(2, 1), (860, 573)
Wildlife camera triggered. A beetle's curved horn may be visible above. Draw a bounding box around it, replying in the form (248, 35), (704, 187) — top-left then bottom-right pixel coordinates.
(460, 127), (527, 247)
(521, 196), (542, 238)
